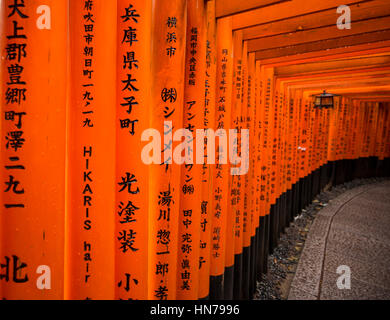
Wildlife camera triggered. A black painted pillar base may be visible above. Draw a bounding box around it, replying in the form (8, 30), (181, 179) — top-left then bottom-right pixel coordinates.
(210, 275), (224, 300)
(268, 204), (275, 254)
(224, 265), (234, 300)
(233, 253), (243, 300)
(263, 214), (270, 274)
(242, 245), (251, 300)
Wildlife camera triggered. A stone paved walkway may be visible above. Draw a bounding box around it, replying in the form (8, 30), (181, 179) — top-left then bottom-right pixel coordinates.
(288, 180), (390, 300)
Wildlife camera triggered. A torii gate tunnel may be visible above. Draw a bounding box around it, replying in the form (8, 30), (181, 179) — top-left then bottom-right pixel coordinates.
(1, 0), (390, 300)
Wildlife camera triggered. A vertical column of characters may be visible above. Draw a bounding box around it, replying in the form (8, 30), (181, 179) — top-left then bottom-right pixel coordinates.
(244, 52), (256, 297)
(318, 103), (325, 170)
(316, 106), (322, 172)
(254, 62), (263, 219)
(347, 99), (354, 160)
(276, 81), (283, 203)
(66, 0), (117, 300)
(209, 16), (233, 299)
(324, 107), (331, 165)
(269, 78), (279, 208)
(363, 103), (371, 159)
(333, 97), (340, 162)
(255, 62), (268, 280)
(148, 0), (186, 301)
(288, 89), (294, 193)
(1, 0), (68, 299)
(283, 85), (290, 195)
(310, 101), (318, 176)
(351, 100), (360, 161)
(290, 90), (296, 186)
(294, 91), (302, 187)
(228, 30), (243, 298)
(278, 84), (284, 200)
(345, 101), (351, 161)
(354, 101), (363, 161)
(0, 0), (4, 298)
(338, 98), (347, 161)
(1, 0), (30, 299)
(115, 0), (152, 300)
(291, 89), (298, 204)
(1, 0), (29, 299)
(320, 107), (325, 168)
(280, 85), (288, 222)
(264, 68), (275, 216)
(275, 82), (283, 203)
(277, 83), (285, 203)
(341, 98), (349, 161)
(253, 62), (261, 228)
(245, 52), (256, 261)
(296, 93), (304, 181)
(374, 104), (384, 160)
(379, 105), (389, 161)
(344, 99), (351, 160)
(238, 39), (248, 255)
(286, 89), (294, 192)
(320, 106), (326, 169)
(176, 0), (206, 300)
(304, 97), (312, 178)
(294, 90), (302, 183)
(305, 96), (312, 177)
(304, 96), (311, 177)
(337, 100), (344, 162)
(356, 101), (365, 159)
(321, 107), (327, 166)
(257, 66), (267, 219)
(350, 100), (356, 160)
(327, 97), (339, 163)
(320, 106), (325, 167)
(266, 68), (273, 215)
(383, 105), (390, 160)
(357, 102), (366, 159)
(285, 88), (291, 195)
(349, 100), (357, 161)
(337, 98), (345, 161)
(235, 38), (248, 299)
(369, 103), (379, 158)
(385, 104), (390, 160)
(198, 0), (216, 300)
(314, 106), (320, 172)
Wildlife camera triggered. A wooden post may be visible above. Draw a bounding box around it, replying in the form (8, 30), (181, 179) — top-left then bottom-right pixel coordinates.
(1, 0), (68, 300)
(176, 0), (206, 300)
(66, 0), (117, 300)
(198, 0), (217, 300)
(115, 0), (152, 300)
(209, 16), (233, 300)
(148, 0), (187, 300)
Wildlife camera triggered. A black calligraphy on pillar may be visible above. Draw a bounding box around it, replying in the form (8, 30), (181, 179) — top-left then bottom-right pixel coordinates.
(166, 17), (177, 58)
(4, 0), (29, 211)
(82, 0), (96, 127)
(119, 4), (140, 136)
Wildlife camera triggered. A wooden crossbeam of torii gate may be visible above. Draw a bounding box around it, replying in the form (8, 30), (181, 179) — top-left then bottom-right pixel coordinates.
(228, 0), (371, 29)
(247, 17), (390, 53)
(241, 0), (390, 40)
(256, 42), (390, 67)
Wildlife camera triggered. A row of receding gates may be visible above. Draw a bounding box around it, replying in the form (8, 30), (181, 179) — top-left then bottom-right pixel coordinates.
(1, 0), (390, 300)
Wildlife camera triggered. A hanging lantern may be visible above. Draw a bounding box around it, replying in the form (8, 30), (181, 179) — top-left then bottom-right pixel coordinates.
(313, 90), (338, 109)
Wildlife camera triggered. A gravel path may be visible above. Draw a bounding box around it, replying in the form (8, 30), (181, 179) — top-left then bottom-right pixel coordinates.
(254, 177), (389, 300)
